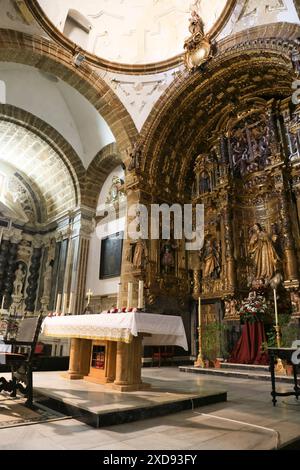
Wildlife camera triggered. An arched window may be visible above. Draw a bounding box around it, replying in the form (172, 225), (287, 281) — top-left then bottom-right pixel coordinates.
(0, 80), (6, 104)
(63, 9), (92, 50)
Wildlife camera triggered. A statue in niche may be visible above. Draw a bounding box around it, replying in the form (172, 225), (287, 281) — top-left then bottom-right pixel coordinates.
(248, 224), (280, 282)
(161, 239), (177, 274)
(13, 264), (26, 296)
(231, 135), (249, 176)
(42, 261), (53, 298)
(200, 238), (221, 279)
(291, 291), (300, 315)
(128, 143), (142, 172)
(132, 240), (147, 270)
(199, 171), (210, 193)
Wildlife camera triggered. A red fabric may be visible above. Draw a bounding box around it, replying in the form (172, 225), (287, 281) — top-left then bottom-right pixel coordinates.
(34, 343), (44, 355)
(229, 321), (269, 365)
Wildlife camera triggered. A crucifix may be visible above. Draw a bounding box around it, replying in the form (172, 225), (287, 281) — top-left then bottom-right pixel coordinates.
(86, 289), (93, 306)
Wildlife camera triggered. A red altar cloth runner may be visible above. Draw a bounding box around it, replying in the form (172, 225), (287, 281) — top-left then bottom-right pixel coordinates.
(229, 321), (269, 365)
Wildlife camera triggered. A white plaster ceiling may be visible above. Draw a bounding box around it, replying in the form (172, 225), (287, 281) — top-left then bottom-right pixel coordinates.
(37, 0), (228, 65)
(0, 62), (115, 169)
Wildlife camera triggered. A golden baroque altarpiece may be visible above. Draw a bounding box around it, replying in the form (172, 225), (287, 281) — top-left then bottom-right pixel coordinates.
(118, 25), (300, 356)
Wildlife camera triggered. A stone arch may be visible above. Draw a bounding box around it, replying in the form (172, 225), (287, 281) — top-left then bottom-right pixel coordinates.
(0, 104), (86, 220)
(84, 143), (123, 210)
(139, 23), (300, 198)
(0, 29), (138, 153)
(0, 104), (85, 207)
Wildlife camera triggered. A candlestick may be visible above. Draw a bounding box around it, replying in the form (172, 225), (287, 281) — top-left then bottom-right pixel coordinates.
(273, 288), (279, 327)
(68, 292), (74, 314)
(55, 293), (62, 315)
(117, 283), (121, 310)
(62, 293), (68, 316)
(138, 280), (144, 309)
(86, 288), (93, 306)
(195, 297), (204, 368)
(127, 282), (133, 310)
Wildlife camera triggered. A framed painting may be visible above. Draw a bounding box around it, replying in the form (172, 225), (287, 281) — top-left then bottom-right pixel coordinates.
(99, 232), (124, 279)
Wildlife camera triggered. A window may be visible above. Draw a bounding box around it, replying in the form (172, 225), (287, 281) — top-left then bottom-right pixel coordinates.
(63, 9), (91, 50)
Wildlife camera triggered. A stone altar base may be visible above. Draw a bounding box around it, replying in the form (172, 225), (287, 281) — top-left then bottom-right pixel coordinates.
(34, 371), (227, 428)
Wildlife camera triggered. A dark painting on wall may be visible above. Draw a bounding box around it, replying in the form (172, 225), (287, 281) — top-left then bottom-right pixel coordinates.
(99, 232), (124, 279)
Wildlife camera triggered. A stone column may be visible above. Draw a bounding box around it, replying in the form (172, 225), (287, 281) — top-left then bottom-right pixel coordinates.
(25, 239), (43, 313)
(0, 239), (9, 307)
(280, 188), (299, 282)
(69, 209), (94, 314)
(113, 336), (144, 391)
(3, 232), (20, 308)
(67, 338), (84, 379)
(222, 203), (236, 292)
(72, 237), (89, 314)
(119, 184), (147, 308)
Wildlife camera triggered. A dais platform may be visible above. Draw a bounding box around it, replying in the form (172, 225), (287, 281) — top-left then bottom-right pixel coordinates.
(34, 371), (227, 428)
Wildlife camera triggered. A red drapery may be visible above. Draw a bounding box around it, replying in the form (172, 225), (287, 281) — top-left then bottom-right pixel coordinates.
(229, 321), (269, 365)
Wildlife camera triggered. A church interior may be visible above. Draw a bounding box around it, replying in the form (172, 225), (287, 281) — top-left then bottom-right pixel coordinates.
(1, 0), (300, 452)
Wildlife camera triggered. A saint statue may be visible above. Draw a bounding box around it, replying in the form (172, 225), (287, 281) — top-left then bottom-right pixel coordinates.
(161, 240), (177, 274)
(128, 143), (142, 172)
(201, 239), (221, 279)
(13, 264), (25, 296)
(248, 224), (280, 281)
(42, 261), (53, 298)
(188, 10), (205, 37)
(133, 240), (147, 270)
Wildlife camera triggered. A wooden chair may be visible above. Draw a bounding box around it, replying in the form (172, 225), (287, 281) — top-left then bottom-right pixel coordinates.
(151, 346), (175, 367)
(0, 313), (43, 407)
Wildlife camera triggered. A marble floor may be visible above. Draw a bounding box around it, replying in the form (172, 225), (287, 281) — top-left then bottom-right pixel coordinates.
(0, 367), (300, 450)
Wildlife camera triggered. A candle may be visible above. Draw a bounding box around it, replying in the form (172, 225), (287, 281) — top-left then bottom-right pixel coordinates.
(138, 280), (144, 309)
(1, 295), (5, 311)
(127, 282), (133, 310)
(68, 292), (74, 314)
(55, 293), (62, 314)
(62, 293), (68, 316)
(273, 289), (279, 327)
(117, 283), (121, 310)
(198, 297), (201, 329)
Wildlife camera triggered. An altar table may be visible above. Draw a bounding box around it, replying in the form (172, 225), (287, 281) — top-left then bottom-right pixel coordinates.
(42, 313), (188, 392)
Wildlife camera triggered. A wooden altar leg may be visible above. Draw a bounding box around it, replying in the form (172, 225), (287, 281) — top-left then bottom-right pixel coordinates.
(64, 338), (91, 380)
(113, 335), (150, 392)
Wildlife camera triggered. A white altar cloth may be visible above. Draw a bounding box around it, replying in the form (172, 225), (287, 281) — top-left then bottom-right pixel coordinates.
(41, 312), (188, 350)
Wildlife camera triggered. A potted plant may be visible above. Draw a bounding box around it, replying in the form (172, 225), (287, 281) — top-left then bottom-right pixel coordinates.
(202, 322), (228, 368)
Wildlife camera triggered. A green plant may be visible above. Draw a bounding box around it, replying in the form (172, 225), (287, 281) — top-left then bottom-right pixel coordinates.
(265, 314), (299, 348)
(202, 323), (228, 362)
(281, 323), (300, 347)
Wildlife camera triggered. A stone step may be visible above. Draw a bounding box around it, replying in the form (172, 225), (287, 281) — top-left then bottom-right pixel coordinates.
(179, 365), (296, 384)
(220, 362), (270, 373)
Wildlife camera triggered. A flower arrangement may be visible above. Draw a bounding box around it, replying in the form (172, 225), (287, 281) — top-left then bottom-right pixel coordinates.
(239, 295), (272, 324)
(105, 307), (138, 314)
